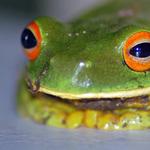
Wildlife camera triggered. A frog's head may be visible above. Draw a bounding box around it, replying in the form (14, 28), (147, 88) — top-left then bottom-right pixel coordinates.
(21, 16), (150, 100)
(21, 16), (66, 93)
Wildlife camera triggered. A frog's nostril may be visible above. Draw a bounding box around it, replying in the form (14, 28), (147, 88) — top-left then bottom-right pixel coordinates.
(26, 77), (40, 94)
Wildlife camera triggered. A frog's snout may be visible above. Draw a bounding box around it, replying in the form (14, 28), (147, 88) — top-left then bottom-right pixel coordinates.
(26, 77), (40, 94)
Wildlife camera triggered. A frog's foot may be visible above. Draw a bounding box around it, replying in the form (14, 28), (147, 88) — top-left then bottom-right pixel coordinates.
(26, 77), (40, 94)
(18, 81), (150, 130)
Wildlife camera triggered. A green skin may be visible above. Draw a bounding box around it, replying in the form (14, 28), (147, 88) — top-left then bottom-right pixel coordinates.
(19, 0), (150, 129)
(27, 0), (150, 95)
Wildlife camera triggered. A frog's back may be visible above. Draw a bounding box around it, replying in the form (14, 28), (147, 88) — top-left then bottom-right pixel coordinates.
(74, 0), (150, 22)
(69, 0), (150, 48)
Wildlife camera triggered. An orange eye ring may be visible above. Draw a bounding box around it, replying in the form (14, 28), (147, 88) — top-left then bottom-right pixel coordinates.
(21, 21), (42, 61)
(123, 31), (150, 72)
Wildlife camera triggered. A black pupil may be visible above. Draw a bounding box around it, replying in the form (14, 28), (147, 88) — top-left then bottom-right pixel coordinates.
(21, 28), (37, 49)
(129, 42), (150, 58)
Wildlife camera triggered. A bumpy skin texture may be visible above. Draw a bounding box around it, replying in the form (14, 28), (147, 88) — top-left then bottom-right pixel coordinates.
(19, 0), (150, 129)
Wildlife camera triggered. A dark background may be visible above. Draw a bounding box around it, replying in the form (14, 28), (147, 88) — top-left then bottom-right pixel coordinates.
(1, 0), (150, 150)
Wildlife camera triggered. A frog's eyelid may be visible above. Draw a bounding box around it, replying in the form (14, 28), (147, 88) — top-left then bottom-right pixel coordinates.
(124, 32), (150, 49)
(123, 31), (150, 72)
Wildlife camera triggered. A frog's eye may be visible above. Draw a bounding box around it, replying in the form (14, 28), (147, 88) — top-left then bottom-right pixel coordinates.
(21, 21), (42, 61)
(123, 31), (150, 72)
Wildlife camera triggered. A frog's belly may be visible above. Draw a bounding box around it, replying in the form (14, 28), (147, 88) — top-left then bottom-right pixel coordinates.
(18, 80), (150, 130)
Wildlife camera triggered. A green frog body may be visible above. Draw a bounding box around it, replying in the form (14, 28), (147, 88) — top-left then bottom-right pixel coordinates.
(18, 0), (150, 129)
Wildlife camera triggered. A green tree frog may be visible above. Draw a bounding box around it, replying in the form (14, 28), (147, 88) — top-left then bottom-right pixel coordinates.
(18, 0), (150, 130)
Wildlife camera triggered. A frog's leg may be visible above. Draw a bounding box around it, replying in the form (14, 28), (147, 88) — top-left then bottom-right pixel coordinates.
(18, 80), (150, 130)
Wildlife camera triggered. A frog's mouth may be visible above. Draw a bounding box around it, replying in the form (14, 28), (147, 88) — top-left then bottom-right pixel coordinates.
(26, 76), (150, 100)
(41, 93), (150, 110)
(26, 77), (150, 111)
